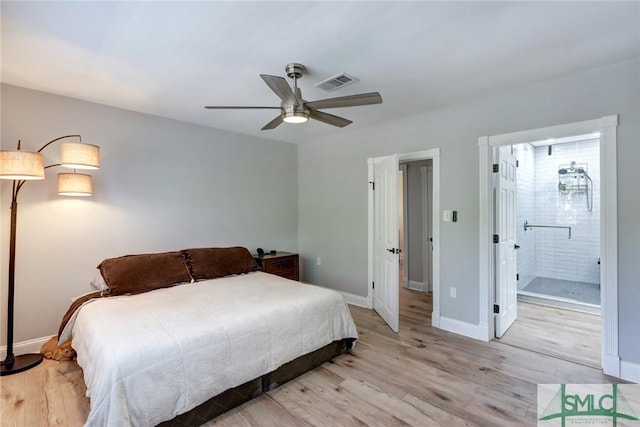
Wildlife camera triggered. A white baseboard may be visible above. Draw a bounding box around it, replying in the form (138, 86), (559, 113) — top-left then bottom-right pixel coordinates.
(620, 360), (640, 383)
(438, 316), (485, 341)
(407, 280), (426, 292)
(1, 336), (52, 359)
(431, 311), (440, 328)
(602, 353), (621, 378)
(339, 290), (372, 309)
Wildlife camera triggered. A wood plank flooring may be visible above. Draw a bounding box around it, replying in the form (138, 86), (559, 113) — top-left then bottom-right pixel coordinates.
(0, 287), (620, 427)
(497, 301), (601, 369)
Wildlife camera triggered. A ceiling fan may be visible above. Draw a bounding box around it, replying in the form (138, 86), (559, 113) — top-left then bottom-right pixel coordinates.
(204, 63), (382, 130)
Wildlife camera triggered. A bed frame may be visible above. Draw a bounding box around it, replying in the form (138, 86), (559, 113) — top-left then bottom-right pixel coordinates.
(157, 338), (355, 427)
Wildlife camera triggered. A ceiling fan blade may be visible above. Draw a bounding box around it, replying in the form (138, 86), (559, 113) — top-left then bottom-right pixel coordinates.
(204, 106), (280, 109)
(261, 114), (284, 130)
(308, 110), (353, 128)
(304, 92), (382, 110)
(260, 75), (299, 106)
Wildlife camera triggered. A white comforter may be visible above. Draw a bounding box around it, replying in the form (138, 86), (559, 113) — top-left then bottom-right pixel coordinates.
(63, 272), (358, 427)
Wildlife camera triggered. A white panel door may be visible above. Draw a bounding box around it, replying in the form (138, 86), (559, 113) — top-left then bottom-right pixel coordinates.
(373, 154), (399, 333)
(495, 148), (518, 338)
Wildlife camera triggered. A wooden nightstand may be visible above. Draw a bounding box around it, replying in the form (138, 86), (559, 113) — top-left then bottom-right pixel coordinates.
(253, 252), (299, 281)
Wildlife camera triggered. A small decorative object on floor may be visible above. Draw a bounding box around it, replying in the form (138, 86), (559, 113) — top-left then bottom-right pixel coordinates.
(40, 336), (76, 361)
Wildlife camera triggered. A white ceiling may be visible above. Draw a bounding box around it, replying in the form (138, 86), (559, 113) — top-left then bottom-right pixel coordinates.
(2, 1), (639, 144)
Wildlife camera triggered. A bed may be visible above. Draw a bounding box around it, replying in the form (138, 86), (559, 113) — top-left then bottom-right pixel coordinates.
(58, 247), (358, 427)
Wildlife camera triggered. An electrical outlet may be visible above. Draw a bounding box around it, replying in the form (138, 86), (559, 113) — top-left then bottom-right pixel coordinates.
(316, 257), (322, 266)
(450, 287), (457, 298)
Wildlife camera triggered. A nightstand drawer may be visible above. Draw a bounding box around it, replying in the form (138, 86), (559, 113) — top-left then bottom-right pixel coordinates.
(253, 252), (299, 281)
(264, 258), (296, 275)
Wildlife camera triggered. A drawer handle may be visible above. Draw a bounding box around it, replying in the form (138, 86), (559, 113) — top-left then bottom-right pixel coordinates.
(272, 260), (291, 266)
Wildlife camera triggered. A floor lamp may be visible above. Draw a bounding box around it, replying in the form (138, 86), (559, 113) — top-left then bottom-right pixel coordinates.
(0, 135), (100, 376)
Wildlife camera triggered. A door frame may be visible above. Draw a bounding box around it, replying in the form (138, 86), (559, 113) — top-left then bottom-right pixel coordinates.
(478, 115), (619, 376)
(368, 148), (441, 328)
(400, 164), (409, 287)
(422, 164), (433, 292)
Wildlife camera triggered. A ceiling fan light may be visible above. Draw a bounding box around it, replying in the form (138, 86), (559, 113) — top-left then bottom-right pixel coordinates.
(283, 111), (309, 124)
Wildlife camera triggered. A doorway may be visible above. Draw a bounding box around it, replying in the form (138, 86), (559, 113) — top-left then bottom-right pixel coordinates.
(368, 149), (440, 333)
(498, 136), (602, 368)
(399, 160), (433, 293)
(513, 137), (601, 313)
(398, 160), (433, 329)
(478, 115), (620, 377)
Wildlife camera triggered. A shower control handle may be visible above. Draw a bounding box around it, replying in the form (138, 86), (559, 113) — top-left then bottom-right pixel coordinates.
(514, 244), (520, 250)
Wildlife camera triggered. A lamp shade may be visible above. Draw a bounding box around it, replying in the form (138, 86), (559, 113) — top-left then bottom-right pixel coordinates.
(57, 173), (92, 196)
(0, 150), (45, 180)
(61, 142), (100, 170)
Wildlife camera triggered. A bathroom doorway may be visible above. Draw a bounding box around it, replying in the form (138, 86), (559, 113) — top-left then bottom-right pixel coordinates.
(495, 135), (602, 368)
(479, 115), (619, 376)
(512, 135), (601, 313)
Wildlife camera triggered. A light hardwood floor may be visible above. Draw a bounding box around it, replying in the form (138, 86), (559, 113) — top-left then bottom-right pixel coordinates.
(0, 288), (620, 427)
(497, 301), (601, 369)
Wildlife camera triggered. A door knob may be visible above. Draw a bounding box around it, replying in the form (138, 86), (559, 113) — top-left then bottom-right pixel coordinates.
(514, 244), (520, 250)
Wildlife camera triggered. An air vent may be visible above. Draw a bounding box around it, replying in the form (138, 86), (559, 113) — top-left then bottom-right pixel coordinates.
(314, 72), (359, 92)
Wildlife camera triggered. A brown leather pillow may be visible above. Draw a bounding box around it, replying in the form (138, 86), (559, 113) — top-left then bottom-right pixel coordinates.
(183, 247), (259, 281)
(98, 251), (191, 296)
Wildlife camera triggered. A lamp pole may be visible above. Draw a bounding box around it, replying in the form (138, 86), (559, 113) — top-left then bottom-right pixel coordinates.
(0, 182), (43, 374)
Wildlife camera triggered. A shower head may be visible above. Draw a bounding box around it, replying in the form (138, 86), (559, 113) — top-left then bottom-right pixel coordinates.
(577, 168), (592, 180)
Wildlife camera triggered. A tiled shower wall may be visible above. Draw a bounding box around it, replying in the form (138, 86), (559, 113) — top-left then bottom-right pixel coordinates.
(515, 139), (600, 287)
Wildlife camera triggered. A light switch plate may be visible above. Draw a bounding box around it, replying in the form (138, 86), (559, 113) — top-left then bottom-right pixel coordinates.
(443, 210), (451, 222)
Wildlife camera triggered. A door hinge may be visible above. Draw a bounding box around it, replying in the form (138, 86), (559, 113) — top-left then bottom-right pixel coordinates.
(369, 181), (375, 190)
(516, 273), (519, 281)
(493, 234), (499, 243)
(492, 164), (499, 173)
(516, 160), (519, 168)
(372, 281), (375, 289)
(493, 304), (500, 314)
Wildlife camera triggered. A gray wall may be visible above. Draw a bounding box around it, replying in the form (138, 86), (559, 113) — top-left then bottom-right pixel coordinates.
(298, 59), (640, 364)
(1, 84), (298, 344)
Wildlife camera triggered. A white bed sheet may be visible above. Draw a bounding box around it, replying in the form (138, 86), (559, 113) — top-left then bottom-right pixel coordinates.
(65, 272), (358, 427)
